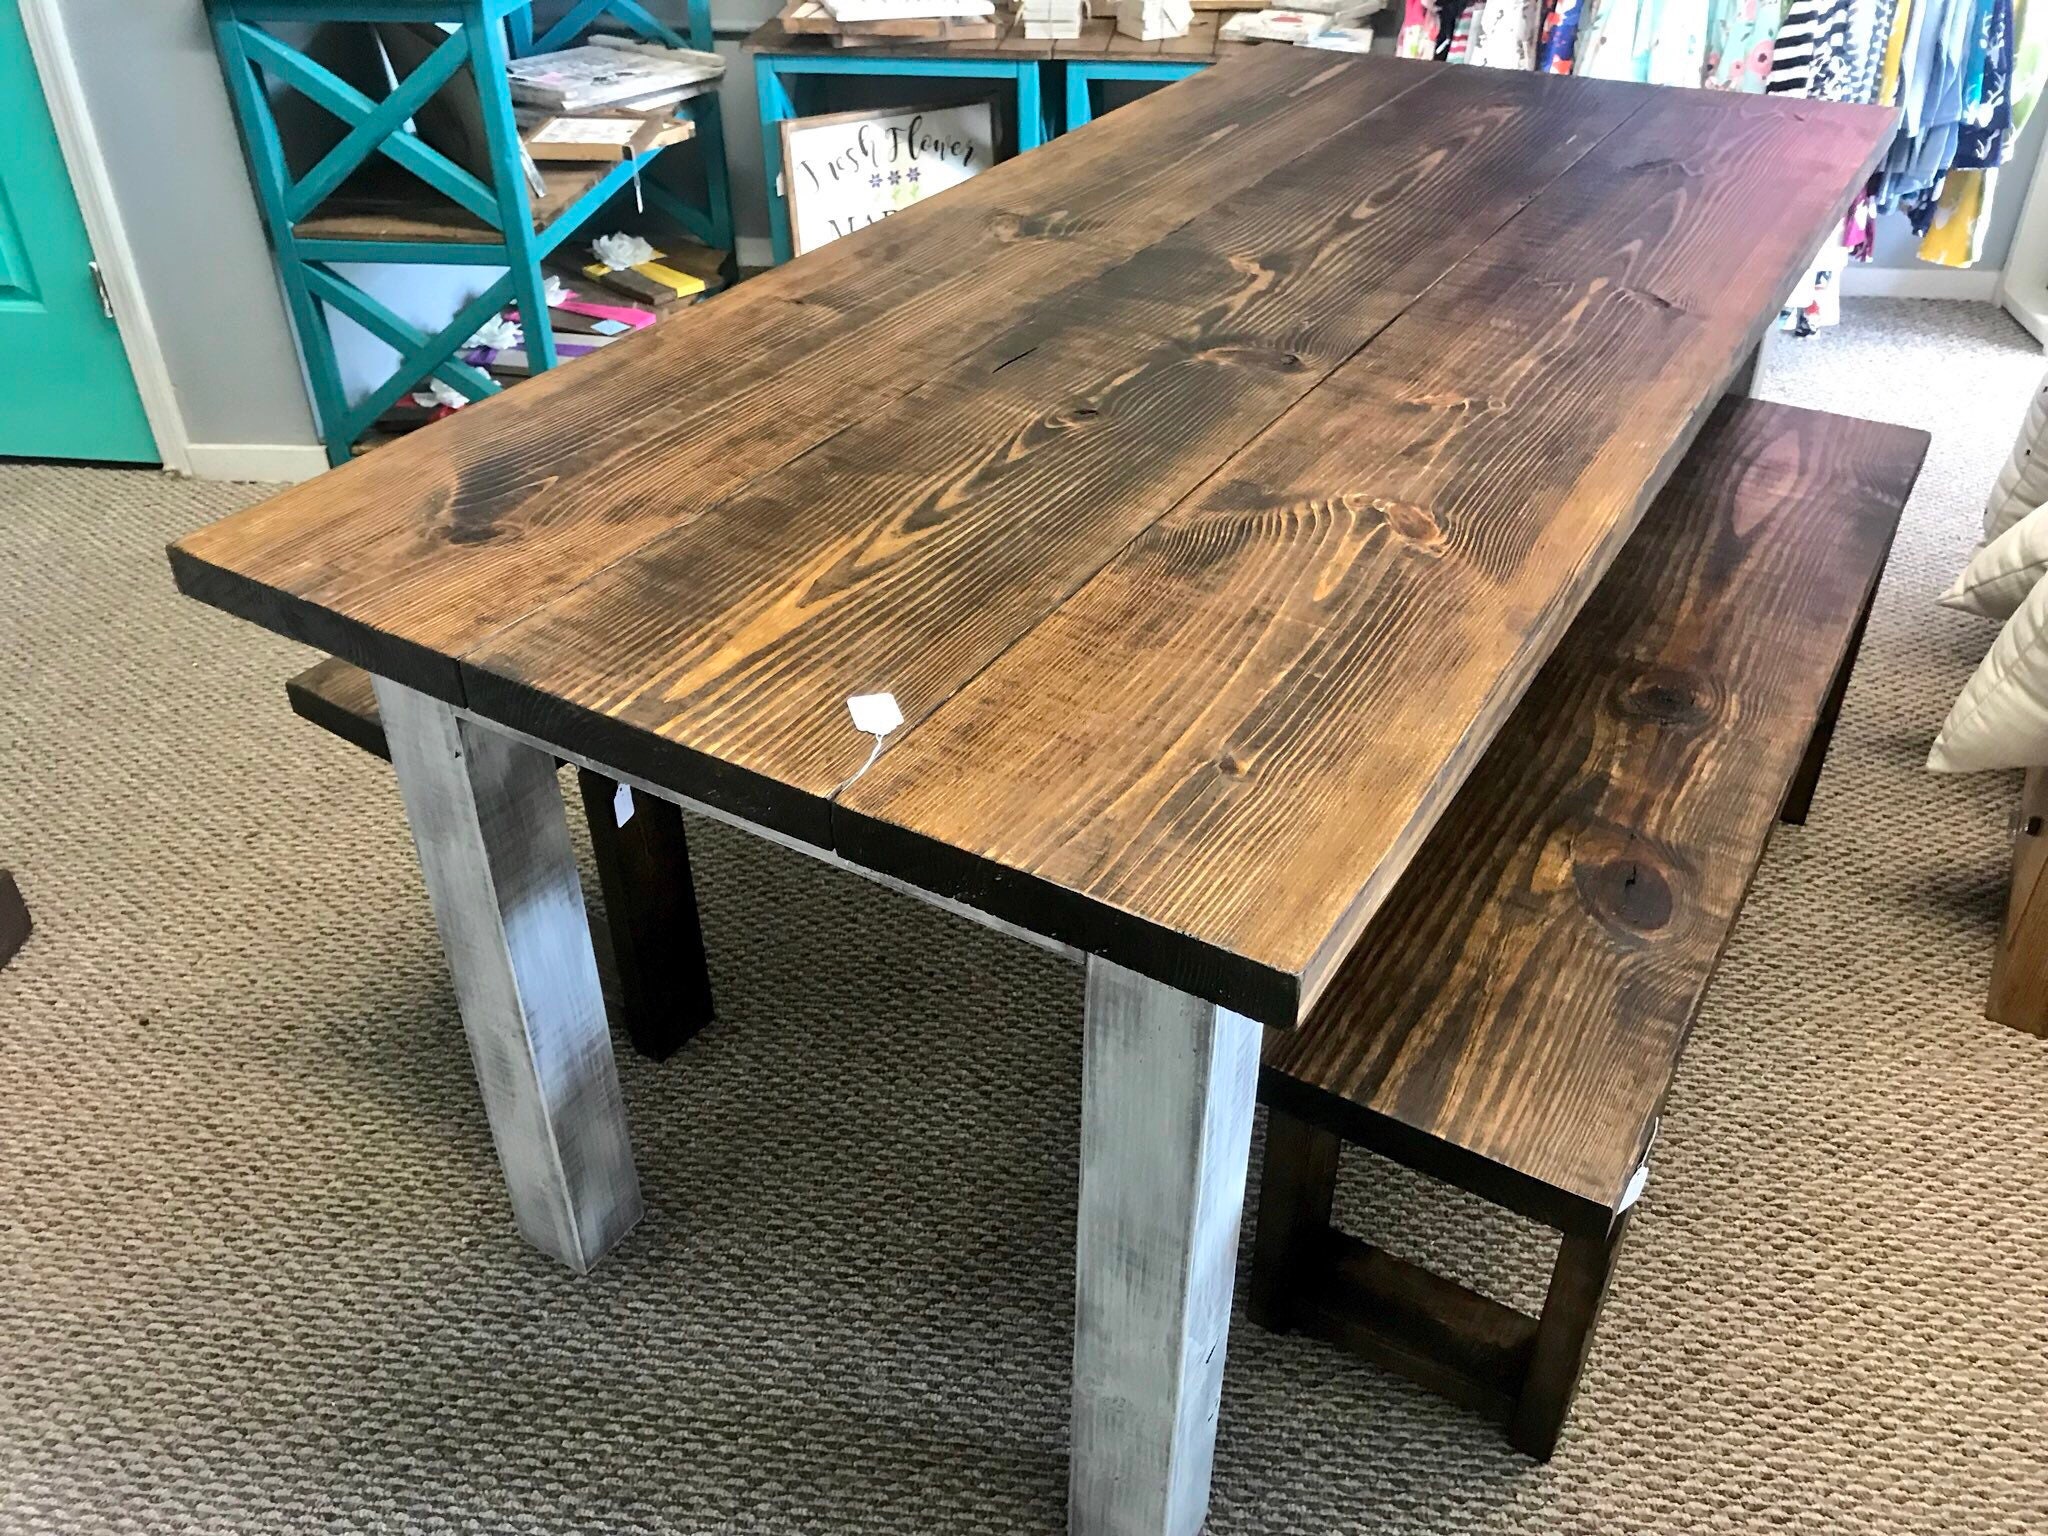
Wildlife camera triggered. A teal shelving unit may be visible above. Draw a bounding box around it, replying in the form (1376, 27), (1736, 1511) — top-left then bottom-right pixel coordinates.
(210, 0), (736, 465)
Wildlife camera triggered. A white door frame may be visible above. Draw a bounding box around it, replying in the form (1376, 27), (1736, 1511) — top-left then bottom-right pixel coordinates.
(2001, 128), (2048, 350)
(17, 0), (194, 474)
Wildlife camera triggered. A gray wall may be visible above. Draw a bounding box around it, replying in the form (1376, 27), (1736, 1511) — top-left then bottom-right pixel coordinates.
(54, 0), (321, 450)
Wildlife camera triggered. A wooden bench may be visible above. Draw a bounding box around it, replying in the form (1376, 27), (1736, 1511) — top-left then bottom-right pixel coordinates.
(1249, 398), (1927, 1458)
(286, 657), (713, 1061)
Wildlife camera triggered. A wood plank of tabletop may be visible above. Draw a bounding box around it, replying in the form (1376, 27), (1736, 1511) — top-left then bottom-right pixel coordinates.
(460, 67), (1650, 843)
(836, 88), (1899, 1027)
(166, 47), (1433, 701)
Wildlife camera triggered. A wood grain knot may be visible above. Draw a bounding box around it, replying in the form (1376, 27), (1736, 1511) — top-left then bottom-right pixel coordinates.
(1196, 343), (1307, 374)
(1409, 391), (1504, 416)
(1614, 666), (1717, 729)
(1624, 155), (1702, 179)
(1574, 853), (1674, 936)
(990, 210), (1095, 242)
(435, 483), (513, 546)
(1333, 493), (1448, 555)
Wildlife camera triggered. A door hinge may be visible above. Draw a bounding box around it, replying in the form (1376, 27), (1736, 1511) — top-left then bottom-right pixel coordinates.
(88, 261), (114, 320)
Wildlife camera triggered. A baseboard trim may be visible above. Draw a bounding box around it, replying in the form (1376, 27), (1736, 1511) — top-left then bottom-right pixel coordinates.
(183, 443), (330, 484)
(1841, 265), (2002, 301)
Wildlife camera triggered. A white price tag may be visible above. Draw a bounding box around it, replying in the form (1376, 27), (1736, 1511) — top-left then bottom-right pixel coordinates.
(1619, 1160), (1650, 1212)
(613, 781), (636, 828)
(846, 692), (904, 737)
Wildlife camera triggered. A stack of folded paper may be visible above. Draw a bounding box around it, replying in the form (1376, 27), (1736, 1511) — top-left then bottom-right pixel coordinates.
(1115, 0), (1191, 37)
(1217, 6), (1326, 39)
(780, 0), (1000, 45)
(1020, 0), (1085, 38)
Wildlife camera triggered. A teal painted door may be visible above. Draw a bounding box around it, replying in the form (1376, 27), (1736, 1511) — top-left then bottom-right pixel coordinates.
(0, 7), (157, 463)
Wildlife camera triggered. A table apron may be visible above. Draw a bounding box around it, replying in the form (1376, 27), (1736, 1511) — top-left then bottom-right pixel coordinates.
(445, 701), (1087, 965)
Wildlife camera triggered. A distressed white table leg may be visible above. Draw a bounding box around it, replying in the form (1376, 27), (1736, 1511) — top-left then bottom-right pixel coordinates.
(373, 677), (642, 1272)
(1071, 957), (1261, 1536)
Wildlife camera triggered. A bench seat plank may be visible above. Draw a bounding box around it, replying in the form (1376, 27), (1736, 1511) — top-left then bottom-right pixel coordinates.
(287, 655), (389, 761)
(1260, 398), (1927, 1236)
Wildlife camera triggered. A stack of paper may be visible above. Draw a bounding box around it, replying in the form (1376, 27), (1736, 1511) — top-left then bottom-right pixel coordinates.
(505, 44), (723, 113)
(781, 0), (999, 44)
(1020, 0), (1085, 38)
(1292, 0), (1383, 21)
(1218, 6), (1327, 40)
(1115, 0), (1191, 37)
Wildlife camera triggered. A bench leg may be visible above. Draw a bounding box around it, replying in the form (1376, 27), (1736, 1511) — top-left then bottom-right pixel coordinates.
(1508, 1213), (1632, 1461)
(1779, 589), (1875, 826)
(575, 769), (716, 1061)
(1247, 1106), (1342, 1334)
(0, 867), (29, 971)
(1726, 340), (1762, 398)
(375, 678), (642, 1272)
(1071, 957), (1261, 1536)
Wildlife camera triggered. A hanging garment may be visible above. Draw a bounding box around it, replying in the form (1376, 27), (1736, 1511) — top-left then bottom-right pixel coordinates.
(1398, 0), (1443, 53)
(1846, 0), (1903, 98)
(1573, 0), (1647, 75)
(1877, 0), (1917, 102)
(1576, 0), (1710, 79)
(1808, 0), (1863, 97)
(1768, 0), (1828, 90)
(1447, 3), (1478, 57)
(1879, 0), (1974, 213)
(1955, 0), (2015, 167)
(1648, 0), (1713, 78)
(1436, 0), (1474, 54)
(1917, 167), (1997, 263)
(1708, 0), (1785, 88)
(1466, 0), (1544, 65)
(1841, 190), (1880, 257)
(1916, 0), (2045, 262)
(1538, 0), (1588, 68)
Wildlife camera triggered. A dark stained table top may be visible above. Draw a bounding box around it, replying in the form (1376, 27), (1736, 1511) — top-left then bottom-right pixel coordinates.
(171, 50), (1896, 1028)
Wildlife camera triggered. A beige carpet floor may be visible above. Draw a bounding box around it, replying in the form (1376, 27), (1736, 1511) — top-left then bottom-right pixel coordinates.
(3, 298), (2045, 1535)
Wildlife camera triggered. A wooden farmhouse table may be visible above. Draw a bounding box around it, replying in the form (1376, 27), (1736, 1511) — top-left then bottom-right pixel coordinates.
(173, 48), (1893, 1536)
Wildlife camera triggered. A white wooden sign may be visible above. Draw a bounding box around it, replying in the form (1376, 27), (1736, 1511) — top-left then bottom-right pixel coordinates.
(779, 99), (997, 256)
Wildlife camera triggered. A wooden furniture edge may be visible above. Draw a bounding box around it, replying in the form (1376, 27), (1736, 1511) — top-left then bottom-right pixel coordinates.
(0, 869), (30, 972)
(171, 543), (467, 704)
(829, 799), (1301, 1026)
(1987, 763), (2048, 1036)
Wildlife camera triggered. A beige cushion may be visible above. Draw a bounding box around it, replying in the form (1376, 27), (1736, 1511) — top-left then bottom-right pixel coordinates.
(1930, 570), (2048, 772)
(1942, 501), (2048, 619)
(1986, 378), (2048, 540)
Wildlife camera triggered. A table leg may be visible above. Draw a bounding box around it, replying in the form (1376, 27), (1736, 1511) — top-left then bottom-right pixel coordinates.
(1727, 339), (1763, 398)
(575, 767), (716, 1060)
(1071, 957), (1260, 1536)
(373, 678), (642, 1273)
